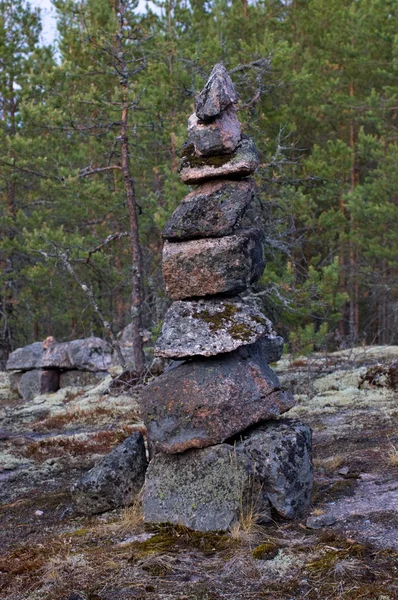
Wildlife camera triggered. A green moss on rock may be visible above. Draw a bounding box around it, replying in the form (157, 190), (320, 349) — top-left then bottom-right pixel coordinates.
(192, 304), (256, 341)
(252, 542), (279, 560)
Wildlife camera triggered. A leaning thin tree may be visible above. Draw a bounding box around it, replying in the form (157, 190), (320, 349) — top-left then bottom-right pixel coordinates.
(75, 0), (147, 374)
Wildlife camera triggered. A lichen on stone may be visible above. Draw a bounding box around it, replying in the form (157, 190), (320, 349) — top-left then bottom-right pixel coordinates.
(192, 304), (256, 341)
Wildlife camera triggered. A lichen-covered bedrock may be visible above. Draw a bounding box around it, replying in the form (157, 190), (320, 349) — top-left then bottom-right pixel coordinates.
(162, 228), (265, 300)
(162, 179), (255, 241)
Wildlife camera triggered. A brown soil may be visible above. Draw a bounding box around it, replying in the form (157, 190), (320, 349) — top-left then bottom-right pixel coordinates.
(1, 346), (398, 600)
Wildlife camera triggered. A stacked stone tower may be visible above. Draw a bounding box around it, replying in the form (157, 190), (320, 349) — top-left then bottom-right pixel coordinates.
(140, 65), (313, 532)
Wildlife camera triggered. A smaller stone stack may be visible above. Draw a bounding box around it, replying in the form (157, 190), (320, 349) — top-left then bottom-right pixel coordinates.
(140, 65), (313, 532)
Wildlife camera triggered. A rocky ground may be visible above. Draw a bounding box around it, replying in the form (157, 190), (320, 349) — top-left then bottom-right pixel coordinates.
(1, 346), (398, 600)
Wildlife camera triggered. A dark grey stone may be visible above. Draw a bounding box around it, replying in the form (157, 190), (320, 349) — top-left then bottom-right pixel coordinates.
(139, 341), (295, 454)
(306, 514), (337, 529)
(154, 297), (272, 358)
(162, 228), (265, 300)
(162, 179), (255, 241)
(237, 420), (313, 519)
(195, 63), (239, 121)
(188, 107), (241, 156)
(59, 370), (108, 389)
(142, 444), (270, 532)
(18, 369), (60, 401)
(256, 334), (284, 364)
(71, 432), (148, 515)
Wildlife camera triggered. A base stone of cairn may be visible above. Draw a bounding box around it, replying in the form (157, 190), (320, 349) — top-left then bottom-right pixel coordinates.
(140, 64), (313, 532)
(143, 444), (270, 532)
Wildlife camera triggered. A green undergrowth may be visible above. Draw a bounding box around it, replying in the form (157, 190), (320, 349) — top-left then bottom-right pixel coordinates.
(252, 541), (280, 560)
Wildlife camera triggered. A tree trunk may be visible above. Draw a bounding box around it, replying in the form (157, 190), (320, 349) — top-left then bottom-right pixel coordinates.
(115, 1), (146, 374)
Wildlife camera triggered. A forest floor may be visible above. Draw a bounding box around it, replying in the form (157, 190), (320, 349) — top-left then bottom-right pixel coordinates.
(1, 346), (398, 600)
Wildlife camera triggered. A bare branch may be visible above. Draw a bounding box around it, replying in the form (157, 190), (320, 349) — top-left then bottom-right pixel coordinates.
(84, 232), (129, 263)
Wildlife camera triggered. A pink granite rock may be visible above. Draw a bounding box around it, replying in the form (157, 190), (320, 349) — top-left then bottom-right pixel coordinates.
(139, 341), (295, 454)
(188, 107), (241, 156)
(162, 228), (265, 300)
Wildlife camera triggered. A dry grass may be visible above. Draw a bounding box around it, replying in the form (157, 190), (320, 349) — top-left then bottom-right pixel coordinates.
(387, 440), (398, 466)
(313, 454), (345, 475)
(33, 406), (141, 431)
(22, 426), (144, 461)
(229, 507), (270, 545)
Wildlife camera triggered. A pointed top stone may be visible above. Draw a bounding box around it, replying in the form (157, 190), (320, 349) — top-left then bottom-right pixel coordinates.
(195, 64), (239, 121)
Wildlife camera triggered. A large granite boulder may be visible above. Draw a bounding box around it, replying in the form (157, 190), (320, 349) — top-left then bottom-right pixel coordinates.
(154, 297), (272, 358)
(188, 108), (241, 156)
(18, 369), (59, 401)
(63, 338), (113, 371)
(59, 370), (108, 389)
(195, 63), (239, 121)
(237, 420), (313, 519)
(162, 179), (255, 241)
(142, 444), (270, 532)
(6, 342), (45, 371)
(179, 137), (259, 184)
(139, 342), (295, 454)
(162, 228), (265, 300)
(6, 337), (113, 372)
(71, 432), (148, 515)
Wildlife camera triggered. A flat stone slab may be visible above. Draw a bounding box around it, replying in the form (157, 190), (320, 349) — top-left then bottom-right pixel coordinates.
(188, 107), (241, 156)
(162, 179), (255, 241)
(142, 444), (270, 532)
(195, 63), (238, 121)
(6, 337), (113, 372)
(179, 136), (259, 184)
(139, 341), (295, 454)
(71, 432), (148, 515)
(162, 228), (265, 300)
(154, 297), (272, 358)
(237, 420), (313, 519)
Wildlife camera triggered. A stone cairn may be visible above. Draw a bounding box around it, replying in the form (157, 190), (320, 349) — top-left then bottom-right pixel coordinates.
(139, 64), (313, 533)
